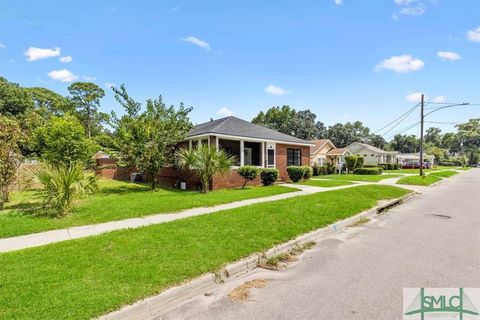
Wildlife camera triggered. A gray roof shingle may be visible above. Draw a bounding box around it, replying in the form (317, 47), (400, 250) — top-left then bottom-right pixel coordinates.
(187, 116), (312, 145)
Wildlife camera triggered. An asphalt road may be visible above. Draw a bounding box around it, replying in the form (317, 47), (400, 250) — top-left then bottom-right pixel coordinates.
(162, 169), (480, 320)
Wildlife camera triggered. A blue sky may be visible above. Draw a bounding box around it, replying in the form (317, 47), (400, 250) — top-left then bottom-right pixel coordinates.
(0, 0), (479, 137)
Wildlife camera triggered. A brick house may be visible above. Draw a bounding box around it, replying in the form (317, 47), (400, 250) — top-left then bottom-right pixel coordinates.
(96, 116), (314, 190)
(183, 116), (314, 189)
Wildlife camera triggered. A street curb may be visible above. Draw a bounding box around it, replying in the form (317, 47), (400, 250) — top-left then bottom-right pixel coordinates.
(98, 191), (415, 320)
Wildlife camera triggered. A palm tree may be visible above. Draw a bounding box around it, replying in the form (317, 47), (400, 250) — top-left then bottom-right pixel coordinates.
(176, 145), (233, 193)
(32, 162), (99, 217)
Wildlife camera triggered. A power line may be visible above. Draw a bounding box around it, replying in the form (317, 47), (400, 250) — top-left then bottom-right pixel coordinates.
(384, 121), (420, 139)
(375, 103), (419, 136)
(425, 120), (462, 125)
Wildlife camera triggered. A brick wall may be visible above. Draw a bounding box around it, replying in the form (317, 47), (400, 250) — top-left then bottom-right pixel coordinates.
(275, 143), (311, 181)
(211, 169), (262, 190)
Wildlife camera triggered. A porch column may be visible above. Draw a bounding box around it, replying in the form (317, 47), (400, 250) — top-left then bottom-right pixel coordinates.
(215, 136), (219, 151)
(240, 140), (244, 166)
(188, 140), (192, 150)
(261, 142), (265, 167)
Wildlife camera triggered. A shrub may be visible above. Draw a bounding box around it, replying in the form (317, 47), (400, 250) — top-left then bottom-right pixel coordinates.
(318, 165), (328, 175)
(393, 163), (401, 170)
(352, 167), (383, 175)
(31, 162), (99, 217)
(287, 166), (305, 183)
(363, 164), (377, 168)
(325, 162), (336, 174)
(356, 156), (364, 168)
(302, 165), (313, 181)
(312, 162), (320, 176)
(344, 156), (357, 172)
(260, 168), (279, 186)
(237, 166), (259, 188)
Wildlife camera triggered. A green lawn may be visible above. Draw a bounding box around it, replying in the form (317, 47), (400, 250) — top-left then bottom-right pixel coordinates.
(0, 185), (410, 320)
(313, 174), (402, 182)
(0, 180), (296, 239)
(297, 179), (354, 187)
(428, 170), (458, 178)
(396, 175), (442, 186)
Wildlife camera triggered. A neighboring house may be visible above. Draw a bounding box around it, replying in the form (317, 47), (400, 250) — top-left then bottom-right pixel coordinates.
(398, 153), (435, 165)
(310, 139), (352, 168)
(182, 116), (314, 187)
(346, 142), (398, 166)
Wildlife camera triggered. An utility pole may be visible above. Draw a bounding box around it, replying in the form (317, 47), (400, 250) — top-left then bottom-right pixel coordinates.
(419, 94), (424, 176)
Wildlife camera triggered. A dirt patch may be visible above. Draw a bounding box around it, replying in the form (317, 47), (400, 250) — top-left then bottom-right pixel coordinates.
(347, 217), (370, 228)
(228, 279), (268, 302)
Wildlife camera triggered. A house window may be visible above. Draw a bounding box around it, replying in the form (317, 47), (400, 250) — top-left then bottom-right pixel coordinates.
(287, 148), (301, 166)
(363, 154), (367, 157)
(371, 154), (375, 157)
(267, 149), (275, 167)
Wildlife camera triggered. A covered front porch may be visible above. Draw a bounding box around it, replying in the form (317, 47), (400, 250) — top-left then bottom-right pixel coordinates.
(186, 135), (276, 168)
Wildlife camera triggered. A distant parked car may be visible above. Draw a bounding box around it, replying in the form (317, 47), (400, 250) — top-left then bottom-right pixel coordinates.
(402, 161), (430, 169)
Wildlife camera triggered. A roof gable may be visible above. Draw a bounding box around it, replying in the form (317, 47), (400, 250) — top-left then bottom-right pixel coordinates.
(188, 116), (312, 145)
(310, 139), (336, 154)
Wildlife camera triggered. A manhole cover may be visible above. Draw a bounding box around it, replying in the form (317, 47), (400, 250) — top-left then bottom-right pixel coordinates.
(425, 214), (452, 219)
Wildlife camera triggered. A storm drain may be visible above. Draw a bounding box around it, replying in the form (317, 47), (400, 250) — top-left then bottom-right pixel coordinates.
(425, 214), (452, 219)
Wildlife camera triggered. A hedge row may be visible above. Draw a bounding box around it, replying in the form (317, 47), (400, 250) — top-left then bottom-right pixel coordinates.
(352, 167), (383, 175)
(379, 163), (402, 170)
(287, 165), (313, 182)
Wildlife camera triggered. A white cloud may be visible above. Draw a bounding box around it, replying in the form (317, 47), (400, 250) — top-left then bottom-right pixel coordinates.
(467, 27), (480, 42)
(59, 55), (72, 63)
(334, 0), (343, 5)
(182, 36), (211, 51)
(172, 6), (180, 12)
(265, 84), (288, 96)
(398, 5), (425, 16)
(24, 46), (61, 61)
(0, 42), (5, 48)
(437, 51), (462, 61)
(82, 75), (96, 81)
(47, 69), (78, 82)
(217, 107), (235, 117)
(405, 92), (427, 103)
(393, 0), (429, 19)
(432, 96), (446, 103)
(105, 82), (116, 88)
(374, 55), (424, 73)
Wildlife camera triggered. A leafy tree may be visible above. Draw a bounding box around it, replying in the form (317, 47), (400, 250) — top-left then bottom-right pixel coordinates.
(32, 162), (99, 217)
(327, 121), (371, 147)
(424, 127), (442, 146)
(0, 116), (23, 209)
(468, 150), (479, 166)
(441, 132), (461, 154)
(113, 86), (192, 189)
(33, 115), (98, 165)
(68, 82), (106, 137)
(27, 87), (73, 115)
(390, 134), (418, 153)
(369, 134), (387, 149)
(0, 77), (34, 116)
(293, 110), (323, 140)
(252, 105), (297, 135)
(456, 118), (480, 148)
(176, 145), (233, 193)
(252, 106), (327, 140)
(425, 144), (447, 163)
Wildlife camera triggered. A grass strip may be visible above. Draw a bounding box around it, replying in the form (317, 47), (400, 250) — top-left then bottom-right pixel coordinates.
(297, 179), (354, 187)
(0, 180), (296, 239)
(396, 175), (442, 186)
(0, 185), (409, 320)
(428, 170), (458, 178)
(313, 174), (402, 182)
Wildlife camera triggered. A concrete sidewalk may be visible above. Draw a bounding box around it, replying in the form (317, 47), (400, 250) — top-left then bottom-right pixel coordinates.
(0, 183), (362, 253)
